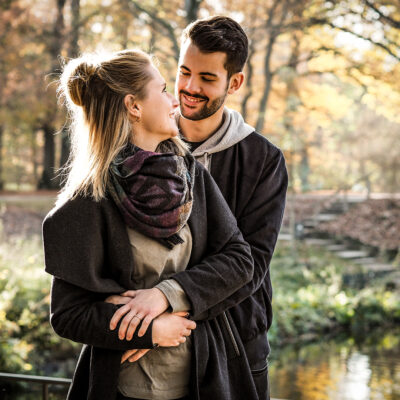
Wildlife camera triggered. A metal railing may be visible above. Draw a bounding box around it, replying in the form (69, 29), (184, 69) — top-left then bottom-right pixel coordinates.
(0, 372), (71, 400)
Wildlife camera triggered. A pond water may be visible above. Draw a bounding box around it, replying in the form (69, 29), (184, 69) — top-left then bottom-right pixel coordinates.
(2, 329), (399, 399)
(269, 328), (400, 400)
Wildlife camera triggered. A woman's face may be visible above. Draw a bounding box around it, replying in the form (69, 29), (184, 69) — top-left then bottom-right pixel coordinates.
(134, 65), (179, 149)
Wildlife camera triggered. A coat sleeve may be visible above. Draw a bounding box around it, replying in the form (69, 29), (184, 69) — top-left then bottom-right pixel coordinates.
(49, 277), (154, 350)
(43, 199), (154, 350)
(173, 149), (287, 320)
(172, 167), (255, 320)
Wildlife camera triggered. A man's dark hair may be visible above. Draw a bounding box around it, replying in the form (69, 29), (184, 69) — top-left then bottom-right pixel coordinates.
(182, 16), (248, 78)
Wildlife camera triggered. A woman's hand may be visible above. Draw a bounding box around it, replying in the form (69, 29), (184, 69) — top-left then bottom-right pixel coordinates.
(152, 311), (196, 347)
(108, 288), (169, 339)
(120, 312), (195, 364)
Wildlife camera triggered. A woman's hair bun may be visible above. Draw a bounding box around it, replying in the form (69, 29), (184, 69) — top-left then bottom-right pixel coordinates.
(64, 59), (98, 107)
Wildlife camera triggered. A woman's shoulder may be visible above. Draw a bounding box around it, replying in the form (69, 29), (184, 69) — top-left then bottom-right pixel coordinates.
(43, 194), (114, 226)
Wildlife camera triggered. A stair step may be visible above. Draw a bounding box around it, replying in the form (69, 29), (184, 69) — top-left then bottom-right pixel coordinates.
(364, 263), (396, 273)
(278, 233), (293, 241)
(353, 257), (376, 265)
(301, 220), (318, 228)
(312, 213), (338, 222)
(336, 250), (370, 259)
(326, 244), (347, 252)
(304, 238), (335, 246)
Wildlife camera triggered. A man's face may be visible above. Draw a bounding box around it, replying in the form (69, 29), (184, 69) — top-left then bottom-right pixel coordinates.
(176, 40), (230, 121)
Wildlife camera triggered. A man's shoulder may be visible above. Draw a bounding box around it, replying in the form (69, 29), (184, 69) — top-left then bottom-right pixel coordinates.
(239, 131), (282, 158)
(218, 130), (283, 168)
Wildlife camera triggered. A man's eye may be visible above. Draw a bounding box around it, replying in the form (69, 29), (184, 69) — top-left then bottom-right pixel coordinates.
(180, 71), (190, 76)
(202, 78), (214, 82)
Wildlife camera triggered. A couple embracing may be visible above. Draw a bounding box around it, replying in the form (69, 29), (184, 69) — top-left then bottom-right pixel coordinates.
(43, 15), (288, 400)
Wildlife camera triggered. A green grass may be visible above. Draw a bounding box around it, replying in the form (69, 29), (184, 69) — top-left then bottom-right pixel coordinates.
(269, 241), (400, 346)
(0, 232), (79, 377)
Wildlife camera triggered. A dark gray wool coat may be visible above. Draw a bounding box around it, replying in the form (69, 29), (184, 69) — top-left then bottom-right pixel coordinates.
(43, 161), (261, 400)
(203, 131), (288, 397)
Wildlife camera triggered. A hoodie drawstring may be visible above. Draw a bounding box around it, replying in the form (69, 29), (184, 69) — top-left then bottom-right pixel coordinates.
(203, 152), (211, 171)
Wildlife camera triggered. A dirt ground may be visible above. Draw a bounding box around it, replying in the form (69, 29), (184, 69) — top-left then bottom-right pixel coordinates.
(0, 191), (57, 239)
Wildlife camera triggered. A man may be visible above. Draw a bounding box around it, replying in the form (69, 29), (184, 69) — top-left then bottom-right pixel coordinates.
(109, 15), (287, 400)
(175, 16), (288, 399)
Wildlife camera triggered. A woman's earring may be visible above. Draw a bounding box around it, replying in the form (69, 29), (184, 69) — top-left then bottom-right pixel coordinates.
(135, 116), (141, 123)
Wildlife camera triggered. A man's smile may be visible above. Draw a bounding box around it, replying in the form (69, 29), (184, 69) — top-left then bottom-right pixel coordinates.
(180, 91), (208, 107)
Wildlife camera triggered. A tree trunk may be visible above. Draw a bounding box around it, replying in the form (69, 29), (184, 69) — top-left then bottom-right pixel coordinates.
(254, 0), (283, 133)
(38, 125), (57, 189)
(38, 0), (66, 189)
(31, 130), (39, 184)
(241, 38), (255, 121)
(0, 125), (4, 191)
(184, 0), (202, 24)
(59, 0), (80, 172)
(299, 146), (310, 192)
(69, 0), (80, 58)
(59, 126), (70, 172)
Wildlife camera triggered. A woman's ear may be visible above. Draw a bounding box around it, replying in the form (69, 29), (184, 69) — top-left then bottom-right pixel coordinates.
(227, 72), (244, 95)
(124, 94), (141, 121)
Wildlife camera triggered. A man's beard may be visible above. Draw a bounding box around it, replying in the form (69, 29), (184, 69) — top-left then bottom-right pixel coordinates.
(179, 90), (227, 121)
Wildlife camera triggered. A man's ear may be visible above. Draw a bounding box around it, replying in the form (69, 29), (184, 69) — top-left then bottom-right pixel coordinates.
(227, 72), (244, 94)
(124, 94), (141, 121)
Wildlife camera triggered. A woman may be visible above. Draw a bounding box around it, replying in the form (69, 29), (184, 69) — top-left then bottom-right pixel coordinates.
(43, 49), (259, 400)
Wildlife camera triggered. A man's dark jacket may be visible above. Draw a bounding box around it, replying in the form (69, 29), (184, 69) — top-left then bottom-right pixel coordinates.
(43, 162), (262, 400)
(195, 130), (288, 395)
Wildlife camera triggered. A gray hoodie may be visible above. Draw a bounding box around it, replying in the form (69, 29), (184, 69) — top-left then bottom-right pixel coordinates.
(180, 107), (255, 170)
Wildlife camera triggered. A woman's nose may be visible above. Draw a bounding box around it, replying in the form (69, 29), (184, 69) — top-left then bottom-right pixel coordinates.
(170, 94), (179, 108)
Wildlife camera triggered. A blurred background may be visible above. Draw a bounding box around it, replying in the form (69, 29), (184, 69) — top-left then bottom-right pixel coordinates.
(0, 0), (399, 399)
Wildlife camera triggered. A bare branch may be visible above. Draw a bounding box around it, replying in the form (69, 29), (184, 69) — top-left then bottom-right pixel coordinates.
(328, 22), (400, 61)
(125, 0), (180, 60)
(273, 46), (342, 74)
(362, 0), (400, 29)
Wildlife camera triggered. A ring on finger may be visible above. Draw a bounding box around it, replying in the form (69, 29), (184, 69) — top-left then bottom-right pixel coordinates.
(133, 314), (142, 321)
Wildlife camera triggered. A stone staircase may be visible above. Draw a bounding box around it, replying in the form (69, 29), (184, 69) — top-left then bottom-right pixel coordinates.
(278, 195), (397, 288)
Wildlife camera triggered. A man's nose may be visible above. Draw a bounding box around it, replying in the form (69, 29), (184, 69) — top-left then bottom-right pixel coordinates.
(184, 76), (201, 94)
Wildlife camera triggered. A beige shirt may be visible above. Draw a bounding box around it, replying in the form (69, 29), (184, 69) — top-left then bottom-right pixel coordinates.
(118, 225), (192, 400)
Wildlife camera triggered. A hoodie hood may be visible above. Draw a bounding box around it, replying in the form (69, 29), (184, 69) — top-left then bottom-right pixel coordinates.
(179, 107), (255, 170)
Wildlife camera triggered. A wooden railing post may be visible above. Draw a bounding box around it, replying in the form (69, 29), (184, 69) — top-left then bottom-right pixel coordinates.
(43, 383), (49, 400)
(0, 372), (71, 399)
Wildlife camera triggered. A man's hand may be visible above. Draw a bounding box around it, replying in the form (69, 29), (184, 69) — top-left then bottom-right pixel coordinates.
(107, 288), (169, 339)
(121, 348), (151, 364)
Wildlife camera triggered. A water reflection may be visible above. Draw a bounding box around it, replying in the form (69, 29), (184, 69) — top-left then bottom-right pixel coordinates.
(269, 329), (400, 400)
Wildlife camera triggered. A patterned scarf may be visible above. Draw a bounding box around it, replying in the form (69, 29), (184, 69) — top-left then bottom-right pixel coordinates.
(108, 139), (195, 249)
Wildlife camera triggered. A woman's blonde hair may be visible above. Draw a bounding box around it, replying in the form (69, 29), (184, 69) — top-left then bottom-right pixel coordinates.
(57, 49), (186, 206)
